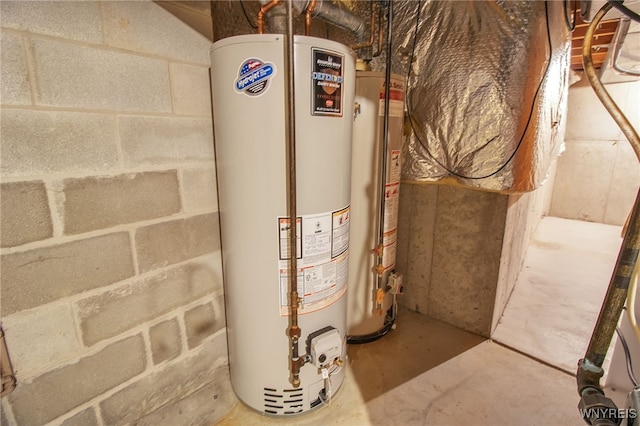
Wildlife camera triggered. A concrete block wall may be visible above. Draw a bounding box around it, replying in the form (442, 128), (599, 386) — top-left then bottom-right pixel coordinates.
(492, 171), (555, 333)
(0, 1), (235, 424)
(395, 178), (554, 337)
(396, 184), (509, 337)
(550, 75), (640, 225)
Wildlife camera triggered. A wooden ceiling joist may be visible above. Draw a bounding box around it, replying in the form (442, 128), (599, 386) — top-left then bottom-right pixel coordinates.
(569, 7), (620, 71)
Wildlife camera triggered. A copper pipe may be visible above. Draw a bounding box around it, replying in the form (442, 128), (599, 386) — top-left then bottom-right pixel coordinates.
(305, 0), (317, 36)
(283, 0), (304, 389)
(374, 0), (393, 313)
(373, 5), (384, 57)
(352, 2), (377, 50)
(257, 0), (282, 34)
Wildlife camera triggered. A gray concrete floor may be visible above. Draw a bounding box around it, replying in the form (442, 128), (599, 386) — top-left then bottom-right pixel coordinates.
(217, 309), (618, 425)
(217, 217), (629, 425)
(493, 216), (623, 373)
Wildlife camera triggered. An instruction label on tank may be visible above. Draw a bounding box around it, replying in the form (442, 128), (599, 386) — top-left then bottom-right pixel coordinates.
(390, 150), (401, 184)
(384, 183), (400, 233)
(378, 79), (405, 117)
(278, 217), (302, 260)
(301, 213), (333, 264)
(382, 231), (397, 270)
(383, 182), (400, 272)
(311, 48), (344, 117)
(331, 207), (350, 258)
(279, 252), (348, 316)
(234, 58), (275, 97)
(278, 206), (350, 316)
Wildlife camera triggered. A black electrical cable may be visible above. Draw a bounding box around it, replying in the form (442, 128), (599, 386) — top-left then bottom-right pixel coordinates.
(347, 306), (395, 345)
(615, 326), (639, 387)
(406, 1), (553, 180)
(406, 0), (423, 85)
(240, 0), (258, 29)
(607, 0), (640, 23)
(564, 0), (577, 31)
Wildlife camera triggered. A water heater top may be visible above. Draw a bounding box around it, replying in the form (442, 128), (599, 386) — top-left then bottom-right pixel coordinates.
(211, 34), (355, 59)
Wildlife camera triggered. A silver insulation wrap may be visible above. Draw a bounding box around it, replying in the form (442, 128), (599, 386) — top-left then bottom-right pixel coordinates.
(396, 1), (571, 193)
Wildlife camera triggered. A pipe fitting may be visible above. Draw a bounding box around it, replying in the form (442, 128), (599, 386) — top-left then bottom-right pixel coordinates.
(578, 390), (621, 426)
(288, 324), (302, 339)
(258, 0), (282, 34)
(295, 0), (366, 38)
(352, 2), (377, 50)
(577, 358), (605, 396)
(305, 0), (317, 36)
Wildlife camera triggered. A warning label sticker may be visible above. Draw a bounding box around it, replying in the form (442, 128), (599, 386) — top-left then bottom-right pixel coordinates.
(311, 48), (344, 117)
(378, 79), (405, 117)
(278, 206), (350, 316)
(301, 213), (332, 265)
(389, 150), (401, 184)
(384, 182), (400, 233)
(382, 230), (397, 270)
(331, 207), (350, 258)
(279, 252), (348, 316)
(278, 217), (302, 260)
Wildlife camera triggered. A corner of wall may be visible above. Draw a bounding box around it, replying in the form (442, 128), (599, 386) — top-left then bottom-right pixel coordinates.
(0, 1), (234, 424)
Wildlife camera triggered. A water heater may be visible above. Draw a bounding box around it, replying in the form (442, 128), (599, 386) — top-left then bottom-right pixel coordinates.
(348, 72), (406, 336)
(211, 34), (355, 415)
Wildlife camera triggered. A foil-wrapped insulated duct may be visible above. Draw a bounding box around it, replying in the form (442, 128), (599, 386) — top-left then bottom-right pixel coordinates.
(396, 1), (571, 193)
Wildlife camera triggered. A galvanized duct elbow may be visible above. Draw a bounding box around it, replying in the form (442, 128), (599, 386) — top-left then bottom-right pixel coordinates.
(294, 0), (366, 38)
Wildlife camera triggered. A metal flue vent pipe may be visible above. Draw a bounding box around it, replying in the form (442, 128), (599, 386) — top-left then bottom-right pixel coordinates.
(293, 0), (366, 38)
(259, 0), (287, 34)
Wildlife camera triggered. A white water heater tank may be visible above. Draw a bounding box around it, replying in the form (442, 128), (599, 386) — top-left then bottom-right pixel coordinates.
(211, 34), (355, 415)
(348, 72), (406, 336)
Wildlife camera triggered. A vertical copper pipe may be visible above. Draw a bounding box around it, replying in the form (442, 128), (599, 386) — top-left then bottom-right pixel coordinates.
(305, 0), (317, 36)
(352, 2), (376, 50)
(258, 0), (282, 34)
(373, 6), (384, 57)
(374, 1), (393, 314)
(284, 0), (303, 388)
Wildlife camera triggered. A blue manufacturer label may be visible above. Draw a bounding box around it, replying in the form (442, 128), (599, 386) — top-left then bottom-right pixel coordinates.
(234, 58), (275, 97)
(311, 72), (343, 83)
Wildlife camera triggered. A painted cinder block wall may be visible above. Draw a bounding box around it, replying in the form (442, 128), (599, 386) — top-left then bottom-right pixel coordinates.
(0, 1), (235, 424)
(550, 76), (640, 225)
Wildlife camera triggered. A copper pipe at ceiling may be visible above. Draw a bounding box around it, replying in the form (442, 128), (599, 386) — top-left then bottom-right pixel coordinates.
(373, 6), (384, 57)
(258, 0), (282, 34)
(305, 0), (316, 36)
(352, 2), (377, 50)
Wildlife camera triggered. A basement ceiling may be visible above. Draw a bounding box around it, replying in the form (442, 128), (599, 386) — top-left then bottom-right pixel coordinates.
(569, 5), (620, 71)
(154, 1), (213, 41)
(155, 1), (624, 73)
